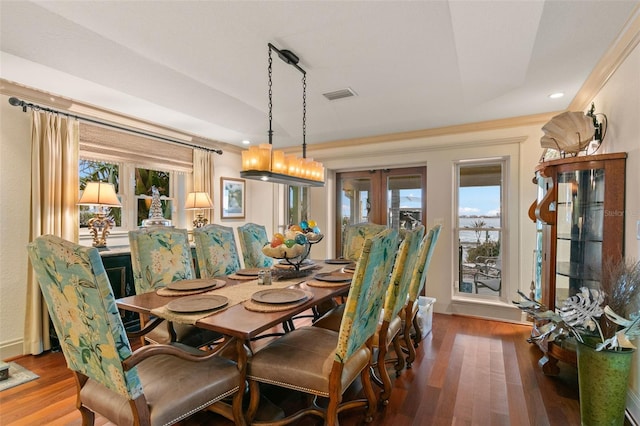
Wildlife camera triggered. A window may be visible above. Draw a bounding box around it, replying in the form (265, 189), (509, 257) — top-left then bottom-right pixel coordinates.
(134, 167), (173, 226)
(79, 160), (121, 227)
(287, 186), (309, 227)
(455, 160), (505, 297)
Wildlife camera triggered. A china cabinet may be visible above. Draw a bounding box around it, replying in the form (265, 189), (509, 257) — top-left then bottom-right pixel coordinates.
(529, 152), (626, 374)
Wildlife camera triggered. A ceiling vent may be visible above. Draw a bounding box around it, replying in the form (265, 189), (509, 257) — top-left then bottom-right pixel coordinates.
(322, 88), (357, 101)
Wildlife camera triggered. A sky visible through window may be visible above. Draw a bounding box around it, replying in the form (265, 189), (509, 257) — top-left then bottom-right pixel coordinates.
(459, 186), (500, 217)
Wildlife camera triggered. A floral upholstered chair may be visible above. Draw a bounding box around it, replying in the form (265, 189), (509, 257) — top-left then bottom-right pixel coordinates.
(314, 225), (425, 404)
(404, 224), (441, 366)
(193, 224), (241, 277)
(246, 229), (399, 425)
(129, 227), (219, 347)
(27, 235), (245, 426)
(342, 222), (387, 261)
(237, 223), (274, 268)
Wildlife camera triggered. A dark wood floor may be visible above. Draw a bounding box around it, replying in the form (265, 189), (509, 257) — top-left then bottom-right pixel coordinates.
(0, 314), (583, 425)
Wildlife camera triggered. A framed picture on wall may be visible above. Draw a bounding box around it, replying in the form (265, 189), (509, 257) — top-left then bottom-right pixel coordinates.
(221, 177), (245, 219)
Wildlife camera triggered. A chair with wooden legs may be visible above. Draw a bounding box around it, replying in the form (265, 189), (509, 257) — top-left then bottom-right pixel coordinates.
(27, 235), (245, 426)
(193, 224), (242, 277)
(314, 225), (425, 405)
(129, 227), (220, 348)
(404, 224), (441, 367)
(237, 223), (274, 269)
(246, 229), (399, 426)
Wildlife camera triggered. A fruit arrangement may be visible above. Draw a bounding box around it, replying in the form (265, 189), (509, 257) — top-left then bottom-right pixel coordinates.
(262, 220), (323, 260)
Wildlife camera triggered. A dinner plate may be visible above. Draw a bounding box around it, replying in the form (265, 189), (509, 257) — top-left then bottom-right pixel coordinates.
(324, 258), (353, 265)
(314, 272), (353, 283)
(235, 268), (263, 276)
(251, 288), (308, 304)
(166, 295), (229, 313)
(166, 279), (224, 291)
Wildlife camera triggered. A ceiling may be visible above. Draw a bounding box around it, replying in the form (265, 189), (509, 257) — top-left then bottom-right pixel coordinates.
(1, 1), (638, 150)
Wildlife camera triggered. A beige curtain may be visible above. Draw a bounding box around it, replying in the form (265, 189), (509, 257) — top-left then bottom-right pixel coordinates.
(193, 149), (216, 224)
(24, 111), (79, 355)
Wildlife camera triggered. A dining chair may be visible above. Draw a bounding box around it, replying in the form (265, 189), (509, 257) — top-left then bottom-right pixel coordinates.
(342, 222), (387, 261)
(129, 227), (220, 348)
(193, 224), (242, 277)
(404, 224), (441, 366)
(237, 223), (274, 268)
(314, 225), (425, 404)
(27, 235), (245, 426)
(246, 228), (399, 425)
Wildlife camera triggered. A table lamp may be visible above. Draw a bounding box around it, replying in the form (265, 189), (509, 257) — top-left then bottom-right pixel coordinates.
(78, 181), (121, 248)
(185, 191), (213, 228)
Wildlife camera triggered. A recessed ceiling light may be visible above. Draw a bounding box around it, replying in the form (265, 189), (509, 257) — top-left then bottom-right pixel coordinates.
(549, 92), (564, 99)
(242, 140), (251, 145)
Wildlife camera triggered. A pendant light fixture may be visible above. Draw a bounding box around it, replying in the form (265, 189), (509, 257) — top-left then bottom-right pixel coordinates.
(240, 43), (325, 187)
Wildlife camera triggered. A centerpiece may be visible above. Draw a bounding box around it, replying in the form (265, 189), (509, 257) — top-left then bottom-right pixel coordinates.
(515, 259), (640, 426)
(262, 220), (323, 276)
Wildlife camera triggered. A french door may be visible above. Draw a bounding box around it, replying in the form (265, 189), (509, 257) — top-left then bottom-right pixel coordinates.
(335, 167), (426, 255)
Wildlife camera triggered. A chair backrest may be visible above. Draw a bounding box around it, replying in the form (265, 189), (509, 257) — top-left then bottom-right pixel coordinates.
(27, 235), (142, 400)
(193, 224), (241, 277)
(407, 224), (441, 303)
(237, 223), (274, 268)
(336, 228), (399, 363)
(384, 225), (425, 322)
(342, 222), (387, 261)
(129, 227), (195, 294)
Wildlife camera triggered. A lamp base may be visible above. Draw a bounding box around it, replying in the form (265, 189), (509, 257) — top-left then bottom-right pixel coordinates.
(193, 213), (208, 228)
(87, 214), (114, 248)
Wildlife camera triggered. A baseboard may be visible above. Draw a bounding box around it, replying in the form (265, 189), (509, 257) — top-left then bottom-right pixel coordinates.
(0, 338), (23, 361)
(628, 388), (640, 426)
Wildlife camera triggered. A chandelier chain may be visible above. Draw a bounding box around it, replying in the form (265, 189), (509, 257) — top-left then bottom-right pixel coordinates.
(268, 46), (273, 142)
(302, 73), (307, 157)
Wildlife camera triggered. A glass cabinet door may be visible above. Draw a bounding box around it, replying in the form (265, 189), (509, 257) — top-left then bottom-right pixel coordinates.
(554, 167), (605, 306)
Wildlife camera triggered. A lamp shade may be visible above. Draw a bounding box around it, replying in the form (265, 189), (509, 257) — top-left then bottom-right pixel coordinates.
(78, 182), (121, 207)
(184, 192), (214, 210)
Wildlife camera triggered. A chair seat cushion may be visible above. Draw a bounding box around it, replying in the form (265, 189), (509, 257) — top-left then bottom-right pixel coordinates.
(80, 353), (240, 426)
(476, 278), (501, 291)
(248, 326), (371, 397)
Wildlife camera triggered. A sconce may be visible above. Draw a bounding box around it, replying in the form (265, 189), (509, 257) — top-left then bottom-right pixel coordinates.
(185, 191), (214, 228)
(78, 182), (121, 248)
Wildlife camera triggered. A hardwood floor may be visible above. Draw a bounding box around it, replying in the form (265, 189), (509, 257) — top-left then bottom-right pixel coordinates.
(0, 314), (583, 425)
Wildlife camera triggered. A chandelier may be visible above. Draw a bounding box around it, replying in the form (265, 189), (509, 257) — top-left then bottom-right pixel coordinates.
(240, 43), (325, 187)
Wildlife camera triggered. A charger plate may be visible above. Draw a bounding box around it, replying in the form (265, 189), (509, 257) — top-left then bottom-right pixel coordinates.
(166, 278), (224, 291)
(235, 268), (262, 276)
(166, 295), (228, 313)
(324, 258), (353, 265)
(314, 272), (353, 282)
(251, 288), (307, 304)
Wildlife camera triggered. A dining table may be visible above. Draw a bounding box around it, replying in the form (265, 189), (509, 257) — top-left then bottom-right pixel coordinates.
(115, 259), (355, 373)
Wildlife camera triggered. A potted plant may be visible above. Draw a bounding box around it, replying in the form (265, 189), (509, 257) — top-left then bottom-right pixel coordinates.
(515, 259), (640, 426)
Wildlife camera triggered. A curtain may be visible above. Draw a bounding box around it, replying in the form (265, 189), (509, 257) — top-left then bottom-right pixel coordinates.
(193, 148), (216, 224)
(24, 111), (79, 355)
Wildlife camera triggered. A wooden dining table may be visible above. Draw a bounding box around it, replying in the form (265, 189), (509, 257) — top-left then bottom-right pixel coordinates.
(116, 260), (353, 369)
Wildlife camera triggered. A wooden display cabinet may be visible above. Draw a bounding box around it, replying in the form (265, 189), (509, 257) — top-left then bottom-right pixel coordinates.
(529, 152), (626, 375)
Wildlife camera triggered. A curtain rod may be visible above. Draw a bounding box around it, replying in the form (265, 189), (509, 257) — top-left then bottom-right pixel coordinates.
(8, 97), (223, 155)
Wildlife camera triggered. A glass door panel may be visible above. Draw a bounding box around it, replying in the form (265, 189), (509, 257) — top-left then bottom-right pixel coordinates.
(554, 168), (604, 307)
(336, 167), (426, 255)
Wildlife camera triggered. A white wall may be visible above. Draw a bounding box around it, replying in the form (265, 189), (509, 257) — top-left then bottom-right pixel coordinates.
(0, 94), (32, 359)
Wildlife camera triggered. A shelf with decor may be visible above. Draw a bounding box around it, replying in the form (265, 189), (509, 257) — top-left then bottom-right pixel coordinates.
(528, 152), (626, 375)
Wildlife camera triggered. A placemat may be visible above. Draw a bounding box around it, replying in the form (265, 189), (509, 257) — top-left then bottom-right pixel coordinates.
(243, 290), (314, 312)
(157, 281), (226, 297)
